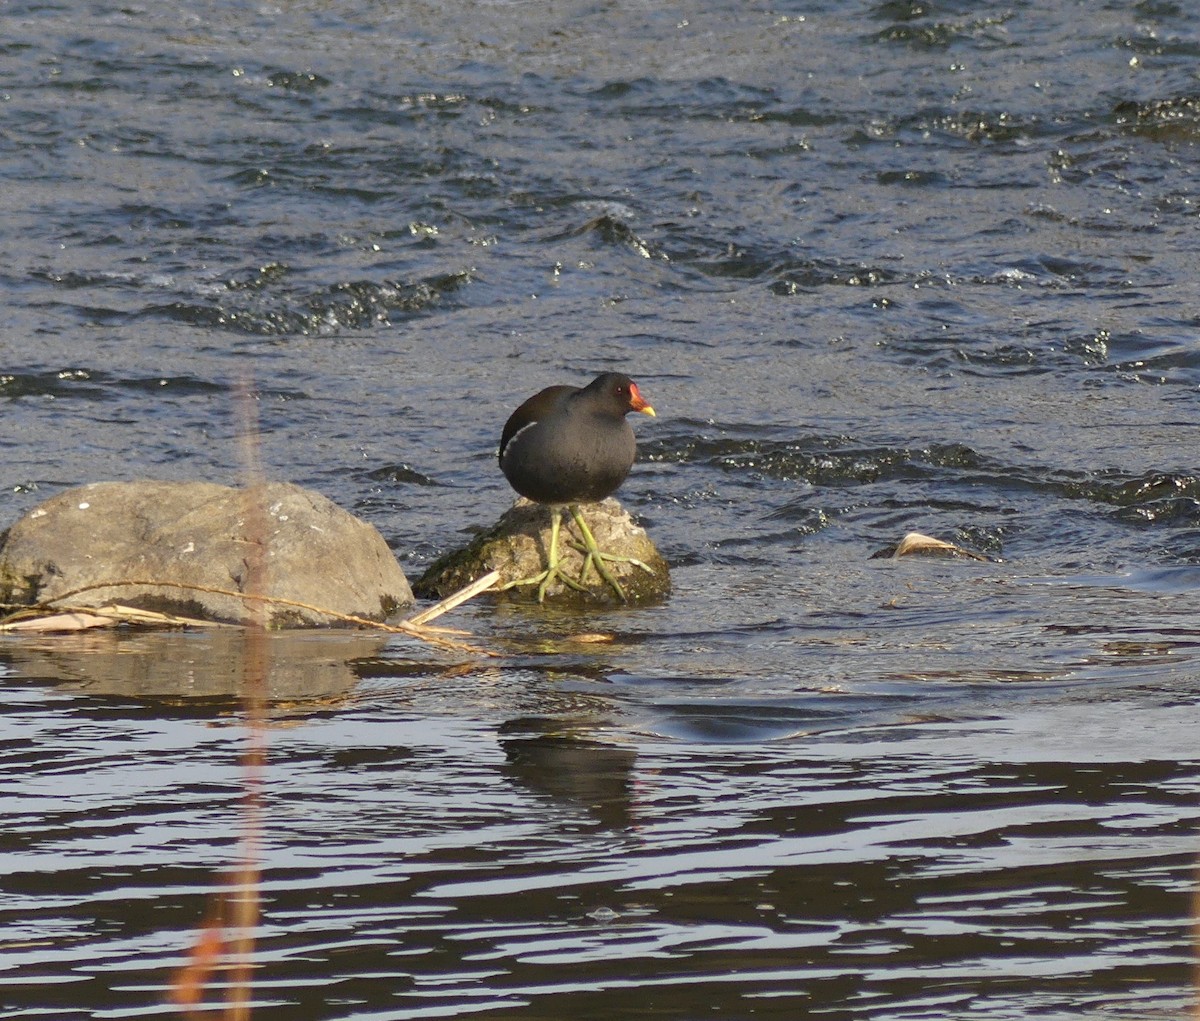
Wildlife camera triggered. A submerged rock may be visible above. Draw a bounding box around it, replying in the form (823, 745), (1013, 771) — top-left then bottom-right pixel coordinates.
(0, 480), (413, 627)
(414, 497), (670, 605)
(870, 531), (994, 562)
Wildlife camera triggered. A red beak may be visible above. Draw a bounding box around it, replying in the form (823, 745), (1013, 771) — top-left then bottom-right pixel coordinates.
(629, 383), (656, 417)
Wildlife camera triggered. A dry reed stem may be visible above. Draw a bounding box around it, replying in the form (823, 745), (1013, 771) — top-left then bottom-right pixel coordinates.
(30, 576), (499, 655)
(0, 603), (233, 633)
(169, 905), (224, 1011)
(1194, 866), (1200, 1021)
(162, 387), (503, 1016)
(225, 405), (268, 1021)
(170, 384), (270, 1019)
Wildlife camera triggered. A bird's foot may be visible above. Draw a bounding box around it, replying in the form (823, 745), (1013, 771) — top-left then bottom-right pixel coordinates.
(569, 544), (655, 577)
(500, 563), (589, 603)
(566, 504), (656, 603)
(576, 549), (627, 602)
(497, 505), (591, 603)
(500, 504), (651, 604)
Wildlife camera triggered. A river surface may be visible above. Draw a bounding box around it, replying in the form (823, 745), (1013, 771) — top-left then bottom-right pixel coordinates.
(3, 1), (1200, 1018)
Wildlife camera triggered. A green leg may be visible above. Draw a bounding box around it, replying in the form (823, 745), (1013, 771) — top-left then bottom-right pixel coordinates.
(566, 504), (653, 603)
(500, 505), (588, 603)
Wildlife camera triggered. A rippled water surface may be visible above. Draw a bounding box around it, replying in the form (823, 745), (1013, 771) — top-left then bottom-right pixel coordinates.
(4, 1), (1200, 1017)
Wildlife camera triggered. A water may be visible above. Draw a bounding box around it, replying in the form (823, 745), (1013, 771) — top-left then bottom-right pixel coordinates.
(3, 0), (1200, 1017)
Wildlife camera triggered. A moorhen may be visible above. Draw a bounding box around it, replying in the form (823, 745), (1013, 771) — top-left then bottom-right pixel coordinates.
(499, 372), (656, 602)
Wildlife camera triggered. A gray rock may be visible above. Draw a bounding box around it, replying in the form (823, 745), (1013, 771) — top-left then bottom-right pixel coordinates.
(415, 497), (670, 605)
(0, 480), (413, 627)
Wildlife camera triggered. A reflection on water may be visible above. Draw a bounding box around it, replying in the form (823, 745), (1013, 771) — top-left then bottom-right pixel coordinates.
(2, 602), (1198, 1020)
(1, 628), (388, 704)
(501, 719), (639, 831)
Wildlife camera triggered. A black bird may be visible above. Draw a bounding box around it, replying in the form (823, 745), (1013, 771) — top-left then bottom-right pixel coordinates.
(499, 372), (656, 601)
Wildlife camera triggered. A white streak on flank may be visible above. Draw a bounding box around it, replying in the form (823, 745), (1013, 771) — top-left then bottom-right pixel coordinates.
(500, 419), (538, 463)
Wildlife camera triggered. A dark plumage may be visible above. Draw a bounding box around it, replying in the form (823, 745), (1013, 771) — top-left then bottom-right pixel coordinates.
(498, 372), (656, 602)
(499, 372), (654, 505)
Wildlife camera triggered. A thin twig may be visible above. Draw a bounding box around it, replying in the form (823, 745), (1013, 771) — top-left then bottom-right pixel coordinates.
(406, 570), (501, 626)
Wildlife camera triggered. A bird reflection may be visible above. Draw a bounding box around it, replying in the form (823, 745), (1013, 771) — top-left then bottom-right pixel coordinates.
(499, 718), (638, 831)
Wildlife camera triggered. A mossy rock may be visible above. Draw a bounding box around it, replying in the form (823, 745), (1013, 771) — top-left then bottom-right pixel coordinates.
(415, 498), (670, 606)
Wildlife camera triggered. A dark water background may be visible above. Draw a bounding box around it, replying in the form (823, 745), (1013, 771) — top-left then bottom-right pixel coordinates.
(4, 1), (1200, 1017)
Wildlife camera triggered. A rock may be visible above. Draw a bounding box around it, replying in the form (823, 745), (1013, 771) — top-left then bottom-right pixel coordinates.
(870, 531), (994, 562)
(0, 480), (413, 627)
(414, 497), (670, 605)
